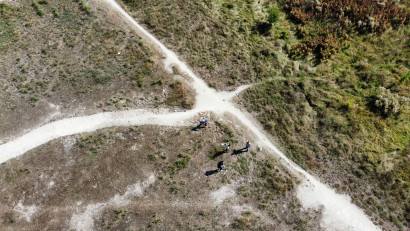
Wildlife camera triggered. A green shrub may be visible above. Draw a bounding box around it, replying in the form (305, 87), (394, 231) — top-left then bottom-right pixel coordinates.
(170, 185), (180, 194)
(52, 7), (60, 17)
(30, 96), (38, 103)
(148, 153), (156, 161)
(399, 72), (409, 83)
(152, 78), (163, 85)
(232, 157), (250, 174)
(76, 0), (91, 15)
(268, 7), (280, 24)
(208, 144), (226, 160)
(198, 209), (208, 216)
(173, 159), (188, 170)
(148, 217), (162, 228)
(137, 75), (144, 87)
(170, 152), (191, 171)
(32, 1), (44, 16)
(51, 81), (61, 92)
(232, 213), (252, 229)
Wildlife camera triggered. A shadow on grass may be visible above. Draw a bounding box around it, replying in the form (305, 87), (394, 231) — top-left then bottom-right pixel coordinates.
(232, 149), (245, 156)
(205, 169), (218, 176)
(210, 150), (226, 159)
(191, 124), (206, 131)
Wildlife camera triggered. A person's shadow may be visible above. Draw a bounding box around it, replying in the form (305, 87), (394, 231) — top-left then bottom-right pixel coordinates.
(191, 124), (204, 131)
(205, 169), (218, 176)
(232, 149), (244, 156)
(210, 150), (225, 159)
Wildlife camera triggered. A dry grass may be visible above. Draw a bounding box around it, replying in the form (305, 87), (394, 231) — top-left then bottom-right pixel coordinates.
(119, 0), (409, 229)
(120, 0), (294, 90)
(285, 0), (409, 62)
(244, 27), (410, 230)
(165, 80), (195, 109)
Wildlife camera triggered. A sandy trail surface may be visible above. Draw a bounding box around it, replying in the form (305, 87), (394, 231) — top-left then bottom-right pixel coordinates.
(0, 0), (380, 230)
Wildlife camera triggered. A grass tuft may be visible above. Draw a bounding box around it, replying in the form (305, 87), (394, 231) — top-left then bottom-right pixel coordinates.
(32, 1), (44, 16)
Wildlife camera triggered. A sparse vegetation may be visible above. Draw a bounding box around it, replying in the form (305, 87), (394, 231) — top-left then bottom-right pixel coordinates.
(232, 156), (250, 175)
(75, 0), (91, 15)
(166, 80), (194, 109)
(106, 94), (131, 110)
(170, 184), (180, 194)
(51, 7), (60, 17)
(215, 121), (234, 138)
(231, 211), (252, 229)
(0, 0), (174, 138)
(32, 1), (44, 16)
(106, 209), (126, 229)
(0, 3), (17, 51)
(0, 125), (319, 230)
(78, 133), (106, 165)
(148, 214), (162, 228)
(170, 152), (191, 171)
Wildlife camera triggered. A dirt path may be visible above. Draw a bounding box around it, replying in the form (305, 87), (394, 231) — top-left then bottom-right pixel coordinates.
(0, 0), (380, 230)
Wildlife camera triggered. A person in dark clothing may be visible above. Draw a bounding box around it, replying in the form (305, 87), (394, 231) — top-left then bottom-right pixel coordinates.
(199, 119), (208, 128)
(245, 140), (250, 152)
(217, 161), (226, 171)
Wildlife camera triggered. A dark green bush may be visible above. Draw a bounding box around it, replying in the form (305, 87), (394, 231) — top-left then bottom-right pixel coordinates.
(268, 7), (280, 24)
(38, 0), (48, 4)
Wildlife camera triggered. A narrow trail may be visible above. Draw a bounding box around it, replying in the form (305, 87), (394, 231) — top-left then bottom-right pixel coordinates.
(0, 0), (380, 230)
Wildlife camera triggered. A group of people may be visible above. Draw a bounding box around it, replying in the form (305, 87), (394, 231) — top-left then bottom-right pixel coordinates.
(198, 119), (251, 174)
(224, 140), (250, 153)
(217, 140), (250, 172)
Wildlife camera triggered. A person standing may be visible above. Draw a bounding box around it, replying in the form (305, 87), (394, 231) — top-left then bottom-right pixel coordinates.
(200, 119), (208, 128)
(225, 143), (230, 153)
(217, 161), (226, 172)
(245, 140), (250, 152)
